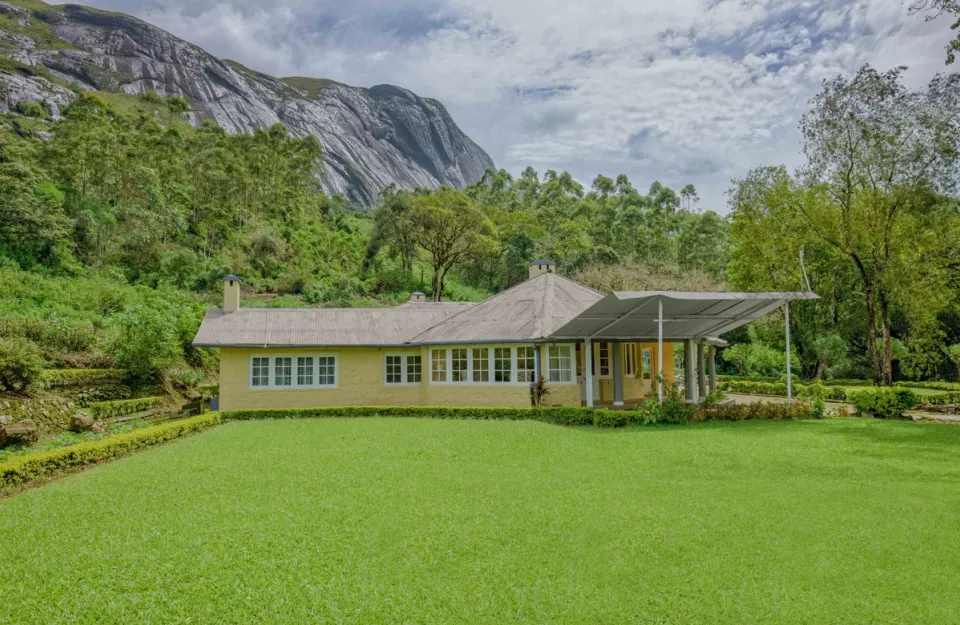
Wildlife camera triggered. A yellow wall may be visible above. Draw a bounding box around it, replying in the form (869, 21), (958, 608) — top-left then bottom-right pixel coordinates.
(219, 342), (673, 411)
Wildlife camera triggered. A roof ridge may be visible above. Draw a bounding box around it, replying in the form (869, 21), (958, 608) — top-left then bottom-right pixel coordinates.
(535, 272), (551, 339)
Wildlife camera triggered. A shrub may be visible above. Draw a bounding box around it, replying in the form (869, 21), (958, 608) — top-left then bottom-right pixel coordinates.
(807, 381), (827, 419)
(37, 368), (126, 389)
(0, 413), (221, 491)
(848, 388), (918, 419)
(687, 401), (813, 422)
(916, 392), (960, 406)
(895, 381), (960, 392)
(198, 384), (219, 398)
(718, 380), (848, 401)
(0, 337), (45, 392)
(88, 396), (165, 419)
(16, 100), (47, 119)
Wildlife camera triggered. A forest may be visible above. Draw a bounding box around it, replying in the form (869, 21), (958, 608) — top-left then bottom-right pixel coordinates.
(0, 65), (959, 392)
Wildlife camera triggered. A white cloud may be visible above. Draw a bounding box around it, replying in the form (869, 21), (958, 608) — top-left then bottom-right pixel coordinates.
(76, 0), (956, 210)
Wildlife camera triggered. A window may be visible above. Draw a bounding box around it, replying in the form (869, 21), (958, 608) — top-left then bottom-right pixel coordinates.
(452, 348), (468, 382)
(431, 349), (447, 382)
(275, 357), (293, 386)
(250, 354), (336, 389)
(642, 349), (652, 380)
(494, 347), (512, 383)
(297, 357), (314, 385)
(548, 345), (573, 383)
(385, 354), (422, 385)
(598, 343), (611, 378)
(517, 346), (536, 383)
(385, 355), (403, 384)
(317, 356), (336, 386)
(472, 348), (489, 382)
(252, 357), (270, 387)
(624, 344), (635, 376)
(408, 355), (422, 383)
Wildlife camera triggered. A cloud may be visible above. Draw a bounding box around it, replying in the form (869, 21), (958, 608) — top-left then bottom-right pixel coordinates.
(75, 0), (956, 211)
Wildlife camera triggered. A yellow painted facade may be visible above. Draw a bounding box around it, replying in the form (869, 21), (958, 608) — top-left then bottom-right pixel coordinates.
(217, 341), (674, 411)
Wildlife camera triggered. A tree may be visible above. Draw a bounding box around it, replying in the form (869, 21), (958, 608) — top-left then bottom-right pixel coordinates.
(406, 187), (494, 301)
(909, 0), (960, 64)
(797, 65), (960, 384)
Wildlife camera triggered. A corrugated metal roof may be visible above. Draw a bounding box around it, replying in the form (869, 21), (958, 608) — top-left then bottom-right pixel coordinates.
(550, 291), (819, 340)
(192, 306), (465, 347)
(392, 301), (476, 311)
(408, 273), (605, 344)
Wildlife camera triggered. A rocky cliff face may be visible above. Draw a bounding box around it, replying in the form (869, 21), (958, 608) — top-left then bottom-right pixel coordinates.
(0, 1), (495, 205)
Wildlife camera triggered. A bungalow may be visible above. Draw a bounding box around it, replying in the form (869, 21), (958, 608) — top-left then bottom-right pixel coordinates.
(193, 261), (817, 411)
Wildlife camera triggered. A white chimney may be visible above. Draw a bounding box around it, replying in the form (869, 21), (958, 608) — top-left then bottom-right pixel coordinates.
(528, 260), (555, 280)
(223, 275), (240, 313)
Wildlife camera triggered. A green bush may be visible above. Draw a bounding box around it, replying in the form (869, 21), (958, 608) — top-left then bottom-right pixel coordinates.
(0, 337), (45, 392)
(895, 381), (960, 392)
(917, 392), (960, 406)
(16, 100), (47, 119)
(847, 388), (918, 419)
(198, 384), (219, 398)
(718, 380), (848, 401)
(37, 368), (126, 389)
(88, 396), (165, 419)
(0, 413), (221, 491)
(688, 401), (814, 422)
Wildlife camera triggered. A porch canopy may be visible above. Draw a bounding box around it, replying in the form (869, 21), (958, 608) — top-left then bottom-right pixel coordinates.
(549, 291), (819, 406)
(549, 291), (818, 341)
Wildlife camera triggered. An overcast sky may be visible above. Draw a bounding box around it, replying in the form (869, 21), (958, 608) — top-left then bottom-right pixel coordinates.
(75, 0), (954, 211)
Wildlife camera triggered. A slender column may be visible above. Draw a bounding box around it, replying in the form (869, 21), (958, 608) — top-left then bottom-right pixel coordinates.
(612, 341), (623, 406)
(708, 345), (717, 393)
(684, 339), (697, 402)
(657, 297), (664, 404)
(584, 338), (594, 408)
(697, 342), (707, 400)
(785, 302), (792, 404)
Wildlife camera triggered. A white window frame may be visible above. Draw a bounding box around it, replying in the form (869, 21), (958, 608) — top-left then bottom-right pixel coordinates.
(383, 353), (423, 386)
(547, 344), (576, 384)
(428, 344), (535, 386)
(598, 342), (612, 379)
(248, 354), (338, 390)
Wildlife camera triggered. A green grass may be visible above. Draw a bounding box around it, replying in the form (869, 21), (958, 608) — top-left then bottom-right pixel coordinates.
(280, 76), (347, 98)
(2, 418), (959, 624)
(0, 417), (155, 463)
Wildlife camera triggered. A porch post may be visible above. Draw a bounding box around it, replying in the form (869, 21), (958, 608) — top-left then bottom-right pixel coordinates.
(697, 342), (707, 400)
(657, 297), (664, 405)
(708, 345), (717, 393)
(584, 338), (594, 408)
(785, 301), (792, 405)
(612, 341), (623, 406)
(684, 339), (697, 403)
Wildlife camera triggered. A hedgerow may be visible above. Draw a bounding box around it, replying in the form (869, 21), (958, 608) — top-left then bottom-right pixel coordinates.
(847, 388), (918, 419)
(88, 396), (165, 419)
(0, 413), (221, 492)
(916, 392), (960, 406)
(718, 380), (848, 401)
(37, 368), (127, 389)
(895, 381), (960, 392)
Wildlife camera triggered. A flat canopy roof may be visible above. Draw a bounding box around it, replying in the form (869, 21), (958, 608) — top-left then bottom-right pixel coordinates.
(549, 291), (819, 341)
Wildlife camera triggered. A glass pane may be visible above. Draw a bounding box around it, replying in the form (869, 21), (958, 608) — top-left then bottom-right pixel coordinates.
(517, 346), (535, 382)
(431, 349), (447, 382)
(451, 348), (468, 382)
(317, 356), (336, 385)
(472, 348), (489, 382)
(494, 347), (512, 383)
(275, 357), (292, 386)
(385, 355), (403, 384)
(548, 346), (572, 383)
(297, 356), (314, 385)
(252, 357), (270, 387)
(407, 355), (422, 383)
(599, 344), (611, 377)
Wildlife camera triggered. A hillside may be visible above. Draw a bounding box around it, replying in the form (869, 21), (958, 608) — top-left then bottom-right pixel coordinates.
(0, 0), (494, 205)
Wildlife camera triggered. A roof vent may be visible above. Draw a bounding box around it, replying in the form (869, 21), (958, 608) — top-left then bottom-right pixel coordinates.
(528, 260), (555, 280)
(410, 292), (426, 302)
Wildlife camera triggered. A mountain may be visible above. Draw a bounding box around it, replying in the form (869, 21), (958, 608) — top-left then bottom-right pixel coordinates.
(0, 0), (495, 205)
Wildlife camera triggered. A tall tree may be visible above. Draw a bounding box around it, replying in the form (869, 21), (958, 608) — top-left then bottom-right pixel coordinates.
(910, 0), (960, 63)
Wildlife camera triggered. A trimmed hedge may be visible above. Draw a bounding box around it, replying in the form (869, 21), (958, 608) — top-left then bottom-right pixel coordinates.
(719, 380), (848, 401)
(896, 381), (960, 392)
(917, 392), (960, 407)
(0, 413), (221, 492)
(847, 388), (918, 419)
(89, 396), (165, 419)
(223, 406), (631, 428)
(688, 401), (813, 422)
(38, 369), (127, 389)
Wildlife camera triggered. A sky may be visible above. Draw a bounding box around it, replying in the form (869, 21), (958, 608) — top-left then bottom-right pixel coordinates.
(75, 0), (955, 212)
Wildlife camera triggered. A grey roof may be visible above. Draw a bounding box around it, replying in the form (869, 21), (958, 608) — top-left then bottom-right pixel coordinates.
(192, 307), (464, 347)
(550, 291), (819, 340)
(408, 272), (605, 344)
(393, 301), (476, 311)
(223, 275), (240, 282)
(530, 259), (555, 265)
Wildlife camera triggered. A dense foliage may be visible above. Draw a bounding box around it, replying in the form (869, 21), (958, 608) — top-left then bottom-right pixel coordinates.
(0, 65), (958, 389)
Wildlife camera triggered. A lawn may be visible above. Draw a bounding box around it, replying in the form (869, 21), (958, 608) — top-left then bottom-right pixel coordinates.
(2, 418), (959, 624)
